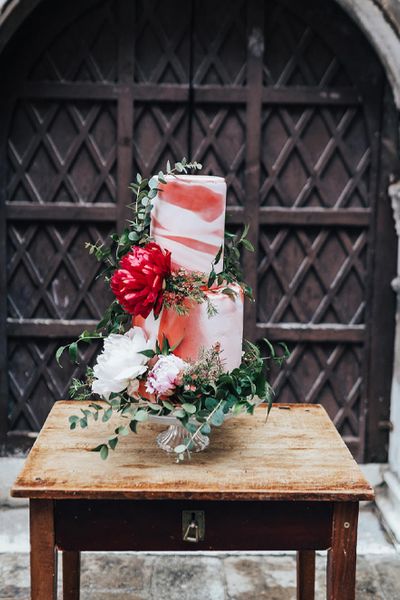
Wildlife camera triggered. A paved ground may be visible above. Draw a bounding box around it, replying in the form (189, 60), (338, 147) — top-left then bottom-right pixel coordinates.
(1, 552), (400, 600)
(1, 506), (399, 599)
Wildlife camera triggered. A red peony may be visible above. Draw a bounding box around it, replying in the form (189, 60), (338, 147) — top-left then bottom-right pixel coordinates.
(110, 243), (171, 318)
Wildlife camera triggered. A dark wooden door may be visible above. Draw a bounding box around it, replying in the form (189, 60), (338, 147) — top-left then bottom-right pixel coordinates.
(0, 0), (396, 460)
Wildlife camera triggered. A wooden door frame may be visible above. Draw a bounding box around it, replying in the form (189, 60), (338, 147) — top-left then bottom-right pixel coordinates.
(0, 0), (398, 462)
(366, 82), (399, 462)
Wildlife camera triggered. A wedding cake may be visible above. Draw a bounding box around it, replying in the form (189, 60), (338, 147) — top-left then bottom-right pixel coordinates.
(134, 175), (244, 372)
(61, 159), (274, 459)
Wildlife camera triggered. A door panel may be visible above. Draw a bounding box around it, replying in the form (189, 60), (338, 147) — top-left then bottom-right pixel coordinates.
(0, 0), (396, 461)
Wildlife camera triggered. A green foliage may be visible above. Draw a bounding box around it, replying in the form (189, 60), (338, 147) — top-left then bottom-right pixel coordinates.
(208, 224), (254, 299)
(263, 338), (290, 367)
(56, 158), (203, 364)
(68, 339), (288, 461)
(56, 332), (104, 367)
(57, 156), (289, 461)
(56, 159), (255, 366)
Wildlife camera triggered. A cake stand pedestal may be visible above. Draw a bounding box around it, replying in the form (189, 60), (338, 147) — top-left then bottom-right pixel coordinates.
(149, 415), (210, 453)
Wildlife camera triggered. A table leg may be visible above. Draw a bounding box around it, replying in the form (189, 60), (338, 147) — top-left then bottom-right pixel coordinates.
(63, 551), (80, 600)
(30, 499), (57, 600)
(297, 550), (315, 600)
(326, 502), (359, 600)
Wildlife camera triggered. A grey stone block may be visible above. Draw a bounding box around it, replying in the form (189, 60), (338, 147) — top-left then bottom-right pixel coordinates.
(0, 459), (27, 508)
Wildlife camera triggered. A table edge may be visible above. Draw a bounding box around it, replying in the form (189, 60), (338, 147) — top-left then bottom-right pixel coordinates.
(10, 486), (375, 502)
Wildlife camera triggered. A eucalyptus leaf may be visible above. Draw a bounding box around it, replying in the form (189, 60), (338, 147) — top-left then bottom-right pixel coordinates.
(211, 407), (225, 427)
(174, 444), (187, 454)
(200, 423), (211, 435)
(241, 238), (254, 252)
(100, 445), (109, 460)
(138, 349), (156, 358)
(173, 408), (186, 418)
(68, 341), (79, 364)
(205, 398), (218, 410)
(149, 175), (159, 189)
(55, 345), (66, 367)
(102, 408), (113, 422)
(162, 400), (174, 411)
(213, 245), (223, 265)
(185, 422), (197, 433)
(108, 437), (118, 450)
(91, 444), (104, 452)
(134, 410), (148, 422)
(115, 425), (129, 436)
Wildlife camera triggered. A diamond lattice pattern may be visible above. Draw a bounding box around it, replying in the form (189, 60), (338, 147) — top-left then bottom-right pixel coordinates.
(260, 106), (370, 208)
(132, 103), (189, 176)
(7, 223), (113, 320)
(8, 339), (101, 432)
(264, 2), (353, 87)
(267, 341), (363, 439)
(7, 100), (117, 204)
(2, 0), (385, 463)
(28, 0), (119, 82)
(257, 227), (367, 324)
(191, 105), (246, 206)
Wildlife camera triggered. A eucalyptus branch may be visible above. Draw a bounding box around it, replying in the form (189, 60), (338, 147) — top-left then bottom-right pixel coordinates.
(208, 223), (255, 299)
(174, 399), (225, 461)
(56, 331), (104, 366)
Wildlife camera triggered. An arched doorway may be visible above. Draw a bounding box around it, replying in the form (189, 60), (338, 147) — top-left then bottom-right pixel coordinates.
(0, 0), (397, 461)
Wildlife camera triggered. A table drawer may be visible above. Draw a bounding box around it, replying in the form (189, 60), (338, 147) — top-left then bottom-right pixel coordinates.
(55, 499), (333, 551)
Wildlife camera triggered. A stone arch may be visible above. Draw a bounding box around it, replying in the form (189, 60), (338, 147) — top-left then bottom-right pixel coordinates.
(1, 0), (400, 106)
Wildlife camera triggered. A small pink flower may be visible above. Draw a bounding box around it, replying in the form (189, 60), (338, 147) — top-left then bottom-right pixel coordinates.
(184, 384), (196, 392)
(145, 354), (188, 397)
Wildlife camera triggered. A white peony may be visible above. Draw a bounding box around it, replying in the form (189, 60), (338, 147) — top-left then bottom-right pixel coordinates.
(146, 354), (188, 397)
(92, 327), (153, 400)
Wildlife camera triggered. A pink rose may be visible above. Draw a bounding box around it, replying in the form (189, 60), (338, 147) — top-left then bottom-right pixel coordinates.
(146, 354), (188, 397)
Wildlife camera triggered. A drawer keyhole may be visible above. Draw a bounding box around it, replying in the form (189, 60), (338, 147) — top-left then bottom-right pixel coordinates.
(182, 510), (205, 543)
(183, 514), (199, 543)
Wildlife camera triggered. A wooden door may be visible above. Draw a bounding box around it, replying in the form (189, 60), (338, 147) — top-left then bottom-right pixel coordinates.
(0, 0), (396, 461)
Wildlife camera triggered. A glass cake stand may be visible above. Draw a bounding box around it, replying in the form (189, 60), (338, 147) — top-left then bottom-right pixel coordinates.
(148, 398), (264, 454)
(148, 414), (209, 453)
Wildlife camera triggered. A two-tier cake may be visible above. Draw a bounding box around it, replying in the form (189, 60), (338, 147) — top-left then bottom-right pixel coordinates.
(135, 174), (244, 372)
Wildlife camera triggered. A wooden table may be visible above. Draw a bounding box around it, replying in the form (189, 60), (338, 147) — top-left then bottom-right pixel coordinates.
(11, 401), (373, 600)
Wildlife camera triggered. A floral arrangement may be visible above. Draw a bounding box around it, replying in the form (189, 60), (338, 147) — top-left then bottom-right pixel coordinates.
(58, 158), (288, 460)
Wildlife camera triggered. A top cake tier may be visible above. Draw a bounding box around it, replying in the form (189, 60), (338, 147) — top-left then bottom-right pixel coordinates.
(150, 174), (226, 274)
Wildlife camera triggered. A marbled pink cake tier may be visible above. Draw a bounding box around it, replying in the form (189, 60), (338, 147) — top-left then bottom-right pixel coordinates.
(135, 283), (244, 372)
(151, 174), (226, 274)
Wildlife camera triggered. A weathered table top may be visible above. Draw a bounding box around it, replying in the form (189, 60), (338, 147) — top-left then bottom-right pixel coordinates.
(11, 401), (373, 501)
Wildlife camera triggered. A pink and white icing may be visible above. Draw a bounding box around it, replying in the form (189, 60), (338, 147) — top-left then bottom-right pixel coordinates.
(135, 283), (244, 372)
(151, 175), (226, 274)
(134, 174), (244, 373)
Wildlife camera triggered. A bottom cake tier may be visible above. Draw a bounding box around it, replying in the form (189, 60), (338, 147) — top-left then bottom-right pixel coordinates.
(134, 283), (244, 372)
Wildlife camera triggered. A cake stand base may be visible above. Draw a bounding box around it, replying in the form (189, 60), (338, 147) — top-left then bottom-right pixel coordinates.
(156, 423), (210, 453)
